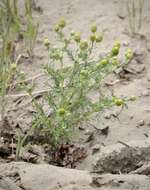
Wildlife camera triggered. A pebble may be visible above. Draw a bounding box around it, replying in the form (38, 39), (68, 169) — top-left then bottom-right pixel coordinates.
(85, 130), (92, 135)
(104, 113), (111, 119)
(141, 91), (149, 97)
(130, 114), (134, 120)
(137, 120), (145, 127)
(123, 41), (129, 47)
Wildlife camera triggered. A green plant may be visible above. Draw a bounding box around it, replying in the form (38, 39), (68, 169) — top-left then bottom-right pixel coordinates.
(127, 0), (145, 35)
(0, 0), (20, 121)
(0, 0), (38, 121)
(21, 19), (134, 149)
(23, 0), (39, 57)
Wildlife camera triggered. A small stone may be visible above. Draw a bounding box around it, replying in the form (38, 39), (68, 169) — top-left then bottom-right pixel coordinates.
(117, 9), (126, 20)
(137, 120), (145, 127)
(130, 115), (134, 120)
(104, 113), (111, 119)
(85, 130), (92, 135)
(141, 91), (149, 97)
(123, 41), (129, 46)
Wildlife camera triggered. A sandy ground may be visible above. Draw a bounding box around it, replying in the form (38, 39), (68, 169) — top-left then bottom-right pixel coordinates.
(1, 0), (150, 189)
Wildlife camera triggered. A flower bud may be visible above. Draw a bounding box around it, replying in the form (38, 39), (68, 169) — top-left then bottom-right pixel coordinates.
(111, 57), (119, 65)
(130, 96), (136, 101)
(114, 40), (121, 48)
(54, 25), (60, 32)
(111, 46), (119, 56)
(91, 24), (97, 33)
(10, 63), (17, 71)
(43, 38), (50, 47)
(80, 40), (88, 50)
(114, 99), (124, 106)
(95, 62), (101, 69)
(58, 18), (66, 28)
(58, 108), (66, 116)
(100, 58), (109, 66)
(80, 69), (88, 77)
(96, 34), (103, 43)
(73, 32), (81, 43)
(125, 48), (134, 60)
(90, 34), (96, 42)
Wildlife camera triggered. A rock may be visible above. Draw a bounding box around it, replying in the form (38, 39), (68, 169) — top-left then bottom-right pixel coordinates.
(92, 139), (150, 174)
(1, 162), (150, 190)
(104, 113), (111, 119)
(0, 178), (21, 190)
(91, 174), (150, 190)
(0, 162), (94, 190)
(134, 47), (146, 64)
(123, 41), (129, 47)
(131, 161), (150, 175)
(130, 114), (134, 120)
(117, 12), (126, 20)
(125, 60), (145, 74)
(137, 120), (145, 127)
(141, 91), (149, 97)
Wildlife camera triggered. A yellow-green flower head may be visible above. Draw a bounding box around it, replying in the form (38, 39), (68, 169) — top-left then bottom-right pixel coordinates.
(130, 96), (137, 101)
(10, 63), (17, 71)
(90, 34), (96, 42)
(96, 62), (102, 69)
(73, 32), (81, 43)
(91, 24), (97, 33)
(43, 38), (50, 47)
(100, 58), (109, 66)
(96, 34), (103, 43)
(80, 40), (88, 50)
(80, 69), (89, 77)
(111, 57), (119, 65)
(125, 48), (134, 60)
(58, 18), (66, 28)
(114, 40), (121, 48)
(58, 108), (66, 116)
(111, 46), (119, 56)
(54, 25), (60, 32)
(114, 99), (124, 106)
(70, 30), (75, 36)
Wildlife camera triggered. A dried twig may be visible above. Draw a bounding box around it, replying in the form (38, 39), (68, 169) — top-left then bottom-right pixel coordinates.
(7, 88), (51, 99)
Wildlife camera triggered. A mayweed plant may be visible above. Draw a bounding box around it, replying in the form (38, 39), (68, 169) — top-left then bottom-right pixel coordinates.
(25, 18), (135, 146)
